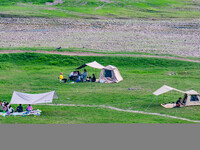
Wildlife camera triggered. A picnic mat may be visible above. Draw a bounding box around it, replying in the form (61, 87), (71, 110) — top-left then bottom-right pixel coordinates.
(161, 103), (184, 108)
(0, 109), (42, 117)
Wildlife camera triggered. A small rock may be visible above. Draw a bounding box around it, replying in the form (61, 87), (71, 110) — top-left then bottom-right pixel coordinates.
(128, 88), (141, 90)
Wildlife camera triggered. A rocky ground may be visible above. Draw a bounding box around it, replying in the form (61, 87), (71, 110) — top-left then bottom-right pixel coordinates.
(0, 18), (200, 57)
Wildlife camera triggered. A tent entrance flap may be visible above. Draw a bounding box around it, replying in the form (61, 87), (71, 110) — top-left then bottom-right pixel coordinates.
(104, 70), (112, 77)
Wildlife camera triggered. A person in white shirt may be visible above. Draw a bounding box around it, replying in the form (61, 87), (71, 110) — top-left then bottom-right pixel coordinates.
(69, 72), (74, 81)
(7, 105), (14, 114)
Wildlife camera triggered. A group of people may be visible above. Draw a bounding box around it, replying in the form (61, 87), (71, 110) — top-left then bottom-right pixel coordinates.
(60, 69), (96, 83)
(0, 101), (33, 114)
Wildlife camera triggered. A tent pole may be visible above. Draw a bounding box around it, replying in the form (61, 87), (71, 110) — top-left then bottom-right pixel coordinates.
(145, 99), (153, 111)
(56, 97), (57, 113)
(156, 96), (158, 105)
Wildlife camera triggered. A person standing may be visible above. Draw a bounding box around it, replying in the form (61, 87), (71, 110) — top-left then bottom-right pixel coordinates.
(92, 74), (96, 82)
(82, 69), (88, 81)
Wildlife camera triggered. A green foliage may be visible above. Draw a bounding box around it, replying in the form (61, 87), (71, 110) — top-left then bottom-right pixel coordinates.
(0, 105), (193, 124)
(0, 53), (199, 69)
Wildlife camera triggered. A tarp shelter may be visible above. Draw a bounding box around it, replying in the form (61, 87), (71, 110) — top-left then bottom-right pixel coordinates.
(76, 61), (105, 70)
(153, 85), (184, 96)
(99, 65), (123, 83)
(153, 85), (200, 106)
(10, 91), (58, 104)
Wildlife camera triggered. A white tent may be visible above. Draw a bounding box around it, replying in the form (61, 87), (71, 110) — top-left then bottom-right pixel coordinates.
(76, 61), (105, 70)
(153, 85), (200, 107)
(10, 91), (58, 104)
(182, 90), (200, 106)
(99, 65), (123, 83)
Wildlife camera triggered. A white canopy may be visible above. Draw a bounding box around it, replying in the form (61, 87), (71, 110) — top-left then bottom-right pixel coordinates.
(10, 91), (58, 104)
(76, 61), (105, 70)
(153, 85), (184, 96)
(185, 90), (199, 95)
(86, 61), (105, 69)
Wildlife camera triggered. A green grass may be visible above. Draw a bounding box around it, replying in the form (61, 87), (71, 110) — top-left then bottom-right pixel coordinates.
(0, 0), (200, 19)
(1, 47), (199, 61)
(0, 53), (200, 123)
(0, 105), (193, 124)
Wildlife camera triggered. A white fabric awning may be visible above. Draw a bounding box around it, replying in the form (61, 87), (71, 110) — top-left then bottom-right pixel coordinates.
(86, 61), (105, 69)
(10, 91), (58, 104)
(76, 61), (105, 69)
(153, 85), (184, 96)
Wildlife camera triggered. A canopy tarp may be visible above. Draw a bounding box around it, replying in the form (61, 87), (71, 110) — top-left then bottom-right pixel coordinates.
(153, 85), (184, 96)
(76, 61), (105, 70)
(10, 91), (58, 104)
(185, 90), (199, 95)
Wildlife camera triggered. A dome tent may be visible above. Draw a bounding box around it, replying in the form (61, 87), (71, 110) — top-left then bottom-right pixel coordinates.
(99, 65), (123, 83)
(153, 85), (200, 108)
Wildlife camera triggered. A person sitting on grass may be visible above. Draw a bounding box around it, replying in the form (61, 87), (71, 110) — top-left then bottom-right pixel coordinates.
(59, 72), (67, 83)
(15, 104), (23, 112)
(2, 102), (8, 112)
(26, 104), (33, 112)
(7, 105), (14, 114)
(175, 97), (182, 108)
(69, 71), (74, 81)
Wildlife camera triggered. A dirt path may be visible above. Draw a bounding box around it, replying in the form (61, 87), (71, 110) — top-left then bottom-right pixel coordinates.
(39, 103), (200, 123)
(0, 50), (200, 63)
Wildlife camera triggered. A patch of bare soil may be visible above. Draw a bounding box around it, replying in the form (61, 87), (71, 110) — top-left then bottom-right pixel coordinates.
(0, 18), (200, 57)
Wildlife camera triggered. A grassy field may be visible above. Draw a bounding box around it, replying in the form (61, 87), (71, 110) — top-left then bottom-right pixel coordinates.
(0, 0), (200, 18)
(1, 47), (200, 62)
(0, 53), (200, 123)
(0, 47), (188, 57)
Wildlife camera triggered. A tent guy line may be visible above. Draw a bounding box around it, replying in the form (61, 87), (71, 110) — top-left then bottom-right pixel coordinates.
(37, 103), (200, 123)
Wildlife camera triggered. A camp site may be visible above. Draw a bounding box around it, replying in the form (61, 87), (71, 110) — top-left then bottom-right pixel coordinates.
(0, 0), (200, 124)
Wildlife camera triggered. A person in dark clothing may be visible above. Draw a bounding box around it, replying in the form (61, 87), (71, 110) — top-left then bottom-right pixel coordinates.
(175, 97), (182, 108)
(92, 74), (96, 82)
(15, 104), (23, 112)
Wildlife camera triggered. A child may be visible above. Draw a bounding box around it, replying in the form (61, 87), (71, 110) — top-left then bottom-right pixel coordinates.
(26, 104), (33, 112)
(60, 72), (67, 83)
